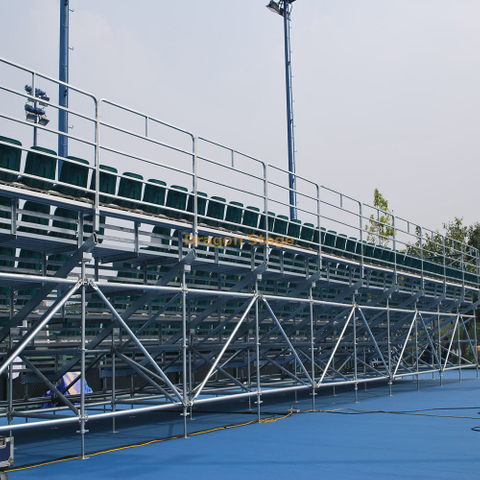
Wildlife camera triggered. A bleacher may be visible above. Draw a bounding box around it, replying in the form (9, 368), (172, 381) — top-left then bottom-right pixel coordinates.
(0, 56), (477, 447)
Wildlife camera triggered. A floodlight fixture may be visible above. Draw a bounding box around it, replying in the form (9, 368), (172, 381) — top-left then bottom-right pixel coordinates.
(24, 85), (50, 143)
(25, 104), (46, 116)
(266, 1), (296, 17)
(38, 115), (50, 126)
(24, 85), (50, 102)
(25, 112), (37, 123)
(266, 0), (283, 16)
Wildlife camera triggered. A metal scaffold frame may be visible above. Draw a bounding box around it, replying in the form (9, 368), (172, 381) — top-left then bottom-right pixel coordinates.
(0, 57), (478, 456)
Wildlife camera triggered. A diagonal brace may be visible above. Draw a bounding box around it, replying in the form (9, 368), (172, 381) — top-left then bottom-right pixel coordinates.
(192, 295), (257, 402)
(90, 282), (184, 404)
(262, 297), (312, 384)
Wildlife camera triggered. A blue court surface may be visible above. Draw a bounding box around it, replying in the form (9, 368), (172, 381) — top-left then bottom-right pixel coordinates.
(7, 369), (480, 479)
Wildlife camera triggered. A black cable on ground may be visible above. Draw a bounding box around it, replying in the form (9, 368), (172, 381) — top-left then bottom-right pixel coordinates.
(8, 405), (480, 472)
(6, 409), (293, 473)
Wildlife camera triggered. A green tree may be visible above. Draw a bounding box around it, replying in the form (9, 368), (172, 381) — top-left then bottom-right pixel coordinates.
(366, 189), (394, 246)
(408, 217), (473, 269)
(467, 222), (480, 251)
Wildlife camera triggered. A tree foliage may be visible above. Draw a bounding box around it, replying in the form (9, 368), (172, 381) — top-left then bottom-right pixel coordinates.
(408, 217), (477, 269)
(467, 222), (480, 251)
(366, 189), (394, 246)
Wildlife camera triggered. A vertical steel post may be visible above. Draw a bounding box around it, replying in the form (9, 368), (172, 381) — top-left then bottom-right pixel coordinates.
(255, 283), (261, 423)
(94, 100), (100, 233)
(353, 302), (358, 403)
(188, 325), (193, 420)
(438, 305), (442, 386)
(182, 268), (188, 438)
(387, 297), (392, 396)
(192, 136), (198, 247)
(283, 1), (297, 220)
(31, 73), (38, 146)
(474, 312), (478, 379)
(80, 254), (86, 458)
(415, 309), (419, 391)
(457, 312), (461, 382)
(111, 330), (117, 433)
(310, 287), (316, 410)
(247, 348), (252, 411)
(7, 330), (13, 430)
(58, 0), (70, 172)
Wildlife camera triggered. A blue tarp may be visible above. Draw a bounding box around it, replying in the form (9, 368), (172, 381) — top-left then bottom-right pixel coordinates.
(42, 372), (92, 408)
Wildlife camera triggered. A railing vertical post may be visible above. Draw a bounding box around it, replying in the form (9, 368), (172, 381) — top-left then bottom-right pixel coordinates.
(182, 267), (188, 438)
(192, 136), (198, 248)
(255, 279), (262, 423)
(94, 100), (101, 232)
(58, 0), (70, 168)
(353, 299), (358, 403)
(310, 286), (316, 410)
(80, 253), (87, 459)
(387, 296), (392, 396)
(359, 202), (364, 278)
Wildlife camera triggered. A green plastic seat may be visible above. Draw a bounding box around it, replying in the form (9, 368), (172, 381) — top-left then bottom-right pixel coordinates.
(0, 247), (15, 268)
(372, 245), (385, 263)
(205, 196), (226, 227)
(186, 191), (208, 222)
(89, 165), (118, 204)
(278, 219), (301, 266)
(47, 254), (69, 272)
(150, 225), (171, 251)
(435, 262), (445, 276)
(240, 206), (260, 235)
(381, 247), (394, 265)
(17, 248), (43, 302)
(0, 196), (12, 230)
(0, 136), (22, 182)
(269, 214), (290, 264)
(465, 271), (477, 284)
(345, 237), (358, 258)
(258, 211), (275, 232)
(299, 223), (314, 248)
(323, 230), (336, 253)
(408, 255), (422, 273)
(287, 219), (302, 240)
(115, 172), (143, 209)
(55, 156), (89, 197)
(142, 179), (167, 215)
(18, 249), (42, 271)
(445, 266), (456, 280)
(224, 201), (243, 230)
(336, 234), (348, 253)
(273, 215), (289, 236)
(0, 287), (10, 307)
(50, 207), (78, 240)
(16, 248), (41, 301)
(165, 185), (188, 218)
(358, 241), (375, 260)
(395, 250), (406, 267)
(19, 201), (50, 235)
(21, 146), (57, 190)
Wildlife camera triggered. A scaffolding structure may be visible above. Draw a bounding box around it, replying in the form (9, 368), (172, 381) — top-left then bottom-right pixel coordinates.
(0, 57), (478, 456)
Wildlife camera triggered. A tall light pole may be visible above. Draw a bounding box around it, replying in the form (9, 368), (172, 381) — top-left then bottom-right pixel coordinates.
(266, 0), (297, 220)
(58, 0), (70, 171)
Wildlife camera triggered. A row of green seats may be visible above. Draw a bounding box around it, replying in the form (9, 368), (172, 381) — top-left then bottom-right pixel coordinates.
(0, 135), (477, 286)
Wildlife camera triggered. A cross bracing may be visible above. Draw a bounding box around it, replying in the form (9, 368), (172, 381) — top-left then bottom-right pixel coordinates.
(0, 57), (478, 455)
